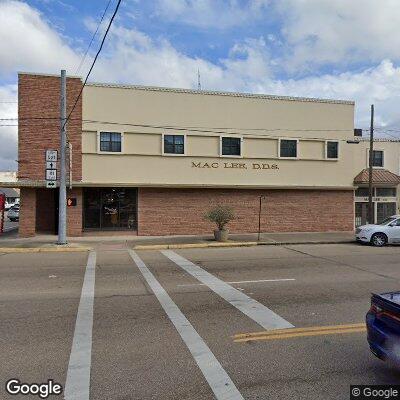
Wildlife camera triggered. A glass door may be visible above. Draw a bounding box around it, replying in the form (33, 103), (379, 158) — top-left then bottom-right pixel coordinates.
(83, 188), (137, 230)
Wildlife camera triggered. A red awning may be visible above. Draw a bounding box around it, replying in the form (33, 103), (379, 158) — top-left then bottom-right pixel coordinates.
(354, 168), (400, 185)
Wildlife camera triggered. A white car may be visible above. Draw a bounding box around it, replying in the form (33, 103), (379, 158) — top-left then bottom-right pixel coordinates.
(356, 215), (400, 246)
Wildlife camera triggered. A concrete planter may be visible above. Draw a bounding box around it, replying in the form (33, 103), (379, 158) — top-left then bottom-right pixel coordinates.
(214, 229), (229, 242)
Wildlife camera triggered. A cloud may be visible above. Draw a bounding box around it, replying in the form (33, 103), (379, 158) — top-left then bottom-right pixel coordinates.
(276, 0), (400, 69)
(0, 0), (81, 78)
(154, 0), (271, 29)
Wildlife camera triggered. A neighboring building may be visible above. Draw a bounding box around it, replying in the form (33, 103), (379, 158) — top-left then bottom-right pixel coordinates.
(353, 139), (400, 226)
(0, 171), (17, 182)
(0, 188), (19, 206)
(2, 72), (398, 237)
(0, 172), (19, 207)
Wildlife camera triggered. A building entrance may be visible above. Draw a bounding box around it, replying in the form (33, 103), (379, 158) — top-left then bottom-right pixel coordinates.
(83, 188), (137, 231)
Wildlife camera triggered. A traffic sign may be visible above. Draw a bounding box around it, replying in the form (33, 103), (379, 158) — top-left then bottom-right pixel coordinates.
(46, 150), (58, 162)
(46, 169), (57, 181)
(46, 181), (57, 189)
(46, 161), (56, 169)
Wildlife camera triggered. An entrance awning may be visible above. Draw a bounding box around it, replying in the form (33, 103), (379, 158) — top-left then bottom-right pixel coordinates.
(354, 169), (400, 185)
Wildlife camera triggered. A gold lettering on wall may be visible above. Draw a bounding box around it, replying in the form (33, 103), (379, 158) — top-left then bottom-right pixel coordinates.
(191, 161), (279, 170)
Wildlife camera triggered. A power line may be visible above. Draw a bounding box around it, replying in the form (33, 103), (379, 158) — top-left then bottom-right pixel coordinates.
(74, 0), (113, 75)
(64, 0), (122, 132)
(0, 116), (371, 131)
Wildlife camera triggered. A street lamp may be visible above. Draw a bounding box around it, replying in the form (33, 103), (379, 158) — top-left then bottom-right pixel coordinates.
(258, 195), (267, 242)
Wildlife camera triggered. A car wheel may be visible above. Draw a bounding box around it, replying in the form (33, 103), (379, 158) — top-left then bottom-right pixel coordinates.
(371, 233), (387, 247)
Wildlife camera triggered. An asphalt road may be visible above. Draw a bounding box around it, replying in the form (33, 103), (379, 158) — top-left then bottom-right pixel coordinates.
(1, 243), (400, 399)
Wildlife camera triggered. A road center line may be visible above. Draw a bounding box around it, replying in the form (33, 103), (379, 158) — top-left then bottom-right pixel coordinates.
(64, 251), (96, 400)
(177, 278), (296, 287)
(162, 250), (294, 330)
(128, 250), (244, 400)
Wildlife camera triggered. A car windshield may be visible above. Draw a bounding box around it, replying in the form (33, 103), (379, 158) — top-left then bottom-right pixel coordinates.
(379, 217), (397, 225)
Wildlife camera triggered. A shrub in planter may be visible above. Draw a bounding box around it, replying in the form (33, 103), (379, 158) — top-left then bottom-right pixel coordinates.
(204, 205), (235, 242)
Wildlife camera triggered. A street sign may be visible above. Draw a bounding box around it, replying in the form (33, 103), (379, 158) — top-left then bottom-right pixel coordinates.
(46, 150), (58, 162)
(46, 161), (56, 169)
(46, 169), (57, 181)
(46, 181), (57, 189)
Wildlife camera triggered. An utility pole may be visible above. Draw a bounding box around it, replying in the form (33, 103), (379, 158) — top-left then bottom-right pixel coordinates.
(368, 104), (374, 225)
(58, 70), (67, 245)
(257, 195), (266, 241)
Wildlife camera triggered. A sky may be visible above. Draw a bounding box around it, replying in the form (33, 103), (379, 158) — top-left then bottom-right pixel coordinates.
(1, 0), (400, 170)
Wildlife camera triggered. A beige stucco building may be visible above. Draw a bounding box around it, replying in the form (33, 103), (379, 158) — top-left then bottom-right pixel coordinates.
(4, 73), (400, 236)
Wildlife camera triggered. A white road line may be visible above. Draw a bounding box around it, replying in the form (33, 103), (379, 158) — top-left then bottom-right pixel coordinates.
(64, 251), (96, 400)
(162, 250), (294, 331)
(128, 250), (244, 400)
(177, 278), (296, 287)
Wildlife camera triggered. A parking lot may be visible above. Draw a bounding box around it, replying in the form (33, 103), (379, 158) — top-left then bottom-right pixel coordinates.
(1, 243), (400, 399)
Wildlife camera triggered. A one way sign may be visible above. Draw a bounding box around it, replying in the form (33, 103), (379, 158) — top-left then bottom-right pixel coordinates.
(46, 161), (56, 169)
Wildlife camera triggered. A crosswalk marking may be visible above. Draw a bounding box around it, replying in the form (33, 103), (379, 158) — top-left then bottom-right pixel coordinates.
(162, 250), (294, 330)
(128, 250), (245, 400)
(64, 251), (96, 400)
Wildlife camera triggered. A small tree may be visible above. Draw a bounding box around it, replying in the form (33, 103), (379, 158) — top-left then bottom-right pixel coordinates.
(205, 205), (235, 231)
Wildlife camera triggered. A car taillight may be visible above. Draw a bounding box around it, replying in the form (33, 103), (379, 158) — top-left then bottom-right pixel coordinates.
(370, 302), (382, 314)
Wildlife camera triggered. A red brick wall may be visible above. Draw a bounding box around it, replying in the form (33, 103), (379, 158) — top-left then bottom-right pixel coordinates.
(19, 188), (36, 237)
(18, 73), (83, 237)
(36, 189), (56, 233)
(18, 73), (82, 181)
(67, 187), (82, 236)
(137, 188), (354, 235)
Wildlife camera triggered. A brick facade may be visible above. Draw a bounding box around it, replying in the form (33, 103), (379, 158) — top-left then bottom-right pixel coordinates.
(138, 188), (354, 236)
(19, 188), (36, 237)
(67, 188), (82, 236)
(18, 74), (82, 237)
(18, 73), (82, 181)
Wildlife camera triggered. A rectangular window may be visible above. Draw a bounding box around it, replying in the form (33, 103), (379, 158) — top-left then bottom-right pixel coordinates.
(164, 134), (184, 154)
(326, 141), (339, 159)
(280, 139), (297, 158)
(100, 132), (121, 152)
(221, 137), (241, 156)
(355, 187), (371, 197)
(376, 187), (397, 197)
(370, 150), (384, 167)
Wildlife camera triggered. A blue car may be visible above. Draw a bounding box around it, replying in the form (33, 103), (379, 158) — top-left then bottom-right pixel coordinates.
(366, 292), (400, 364)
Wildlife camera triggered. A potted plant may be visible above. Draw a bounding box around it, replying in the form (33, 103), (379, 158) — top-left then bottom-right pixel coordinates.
(205, 205), (235, 242)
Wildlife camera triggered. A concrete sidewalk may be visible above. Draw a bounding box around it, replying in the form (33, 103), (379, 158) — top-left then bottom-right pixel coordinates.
(0, 231), (355, 252)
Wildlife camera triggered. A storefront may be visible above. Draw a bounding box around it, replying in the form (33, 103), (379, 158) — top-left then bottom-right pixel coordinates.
(83, 188), (138, 231)
(7, 72), (393, 237)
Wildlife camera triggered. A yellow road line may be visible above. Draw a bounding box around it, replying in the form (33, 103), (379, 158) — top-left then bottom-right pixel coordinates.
(233, 323), (366, 343)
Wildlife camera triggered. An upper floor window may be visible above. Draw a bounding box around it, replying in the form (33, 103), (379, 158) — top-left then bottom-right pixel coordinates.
(326, 141), (339, 159)
(280, 139), (297, 158)
(221, 137), (241, 156)
(164, 134), (184, 154)
(370, 150), (384, 167)
(100, 132), (121, 152)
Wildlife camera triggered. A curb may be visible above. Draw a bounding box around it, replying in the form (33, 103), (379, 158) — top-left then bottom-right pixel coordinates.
(133, 240), (354, 250)
(0, 246), (92, 254)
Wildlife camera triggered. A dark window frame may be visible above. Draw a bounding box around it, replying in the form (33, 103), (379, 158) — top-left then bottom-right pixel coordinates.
(370, 150), (384, 167)
(99, 132), (122, 153)
(221, 137), (242, 157)
(279, 139), (298, 158)
(326, 141), (339, 159)
(163, 134), (185, 155)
